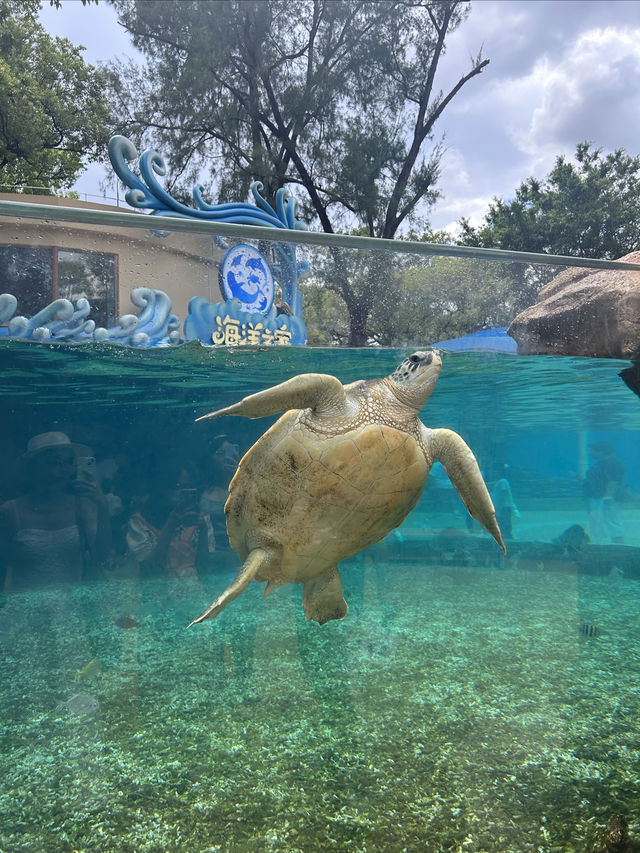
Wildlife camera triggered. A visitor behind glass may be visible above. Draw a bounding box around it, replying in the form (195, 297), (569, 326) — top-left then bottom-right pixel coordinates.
(0, 432), (111, 590)
(584, 442), (627, 544)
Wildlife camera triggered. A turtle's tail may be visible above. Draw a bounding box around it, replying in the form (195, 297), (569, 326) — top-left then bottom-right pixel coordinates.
(188, 548), (270, 626)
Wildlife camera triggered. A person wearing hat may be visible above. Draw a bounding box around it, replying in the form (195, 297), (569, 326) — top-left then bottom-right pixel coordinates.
(0, 432), (112, 590)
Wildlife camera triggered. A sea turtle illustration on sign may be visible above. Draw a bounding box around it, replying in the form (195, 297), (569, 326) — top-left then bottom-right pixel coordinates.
(190, 350), (505, 627)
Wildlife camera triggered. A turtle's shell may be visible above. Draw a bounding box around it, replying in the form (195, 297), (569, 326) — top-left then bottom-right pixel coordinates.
(225, 410), (429, 583)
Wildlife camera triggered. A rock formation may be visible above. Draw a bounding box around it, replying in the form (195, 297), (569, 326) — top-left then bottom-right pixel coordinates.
(508, 251), (640, 359)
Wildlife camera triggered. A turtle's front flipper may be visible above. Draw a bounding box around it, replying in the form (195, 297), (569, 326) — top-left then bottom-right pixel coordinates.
(302, 565), (348, 625)
(427, 427), (506, 553)
(196, 373), (346, 421)
(188, 547), (273, 626)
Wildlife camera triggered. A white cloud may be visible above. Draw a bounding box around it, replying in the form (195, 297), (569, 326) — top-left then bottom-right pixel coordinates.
(39, 0), (141, 65)
(437, 147), (472, 193)
(431, 5), (640, 229)
(511, 27), (640, 173)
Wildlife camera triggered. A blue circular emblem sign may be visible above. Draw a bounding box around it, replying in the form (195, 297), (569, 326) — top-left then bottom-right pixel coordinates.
(219, 244), (274, 314)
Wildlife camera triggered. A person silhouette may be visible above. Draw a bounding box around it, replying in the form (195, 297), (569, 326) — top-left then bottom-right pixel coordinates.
(0, 432), (111, 590)
(584, 442), (627, 543)
(490, 464), (520, 540)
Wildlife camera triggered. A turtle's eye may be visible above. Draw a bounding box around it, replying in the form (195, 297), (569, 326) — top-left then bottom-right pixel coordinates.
(408, 355), (421, 364)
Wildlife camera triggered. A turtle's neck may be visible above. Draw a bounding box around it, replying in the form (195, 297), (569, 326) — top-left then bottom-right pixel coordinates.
(381, 376), (436, 417)
(365, 379), (422, 429)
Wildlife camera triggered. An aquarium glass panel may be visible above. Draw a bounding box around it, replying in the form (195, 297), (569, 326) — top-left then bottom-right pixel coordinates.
(1, 204), (639, 853)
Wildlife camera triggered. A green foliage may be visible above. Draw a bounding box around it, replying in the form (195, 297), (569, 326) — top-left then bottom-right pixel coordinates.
(371, 256), (528, 346)
(108, 0), (489, 344)
(302, 250), (530, 348)
(109, 0), (487, 238)
(459, 143), (640, 259)
(0, 0), (111, 191)
(299, 280), (350, 346)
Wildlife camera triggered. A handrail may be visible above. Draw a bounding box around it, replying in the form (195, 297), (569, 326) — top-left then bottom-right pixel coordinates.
(2, 198), (640, 271)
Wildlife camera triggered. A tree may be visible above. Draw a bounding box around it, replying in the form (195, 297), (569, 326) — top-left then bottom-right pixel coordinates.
(108, 0), (489, 344)
(456, 143), (640, 315)
(458, 143), (640, 259)
(0, 0), (111, 192)
(303, 244), (526, 347)
(299, 280), (350, 346)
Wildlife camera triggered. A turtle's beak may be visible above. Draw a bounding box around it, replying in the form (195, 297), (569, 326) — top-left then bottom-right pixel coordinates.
(411, 349), (442, 371)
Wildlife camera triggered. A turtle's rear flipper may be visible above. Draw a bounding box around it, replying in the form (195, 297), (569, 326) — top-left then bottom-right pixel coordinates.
(303, 565), (348, 625)
(188, 548), (271, 626)
(195, 373), (347, 421)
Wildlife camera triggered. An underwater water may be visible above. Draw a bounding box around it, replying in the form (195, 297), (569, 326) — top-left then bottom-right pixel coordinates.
(1, 339), (640, 853)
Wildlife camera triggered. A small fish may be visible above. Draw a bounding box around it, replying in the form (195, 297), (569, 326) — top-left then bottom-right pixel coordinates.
(115, 615), (139, 630)
(76, 658), (102, 681)
(579, 623), (599, 638)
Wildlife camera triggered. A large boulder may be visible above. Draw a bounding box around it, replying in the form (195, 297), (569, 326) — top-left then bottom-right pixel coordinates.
(508, 251), (640, 359)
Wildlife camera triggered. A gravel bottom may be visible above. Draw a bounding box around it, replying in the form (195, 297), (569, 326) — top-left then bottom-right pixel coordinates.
(1, 559), (640, 852)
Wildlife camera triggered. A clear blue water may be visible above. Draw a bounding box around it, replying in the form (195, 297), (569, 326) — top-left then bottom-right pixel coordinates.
(1, 340), (639, 852)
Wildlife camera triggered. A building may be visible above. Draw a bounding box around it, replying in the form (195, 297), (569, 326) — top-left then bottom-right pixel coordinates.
(0, 193), (223, 329)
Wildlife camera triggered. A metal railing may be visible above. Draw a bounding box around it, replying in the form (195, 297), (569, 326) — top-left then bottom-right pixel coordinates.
(1, 198), (640, 272)
(0, 186), (121, 206)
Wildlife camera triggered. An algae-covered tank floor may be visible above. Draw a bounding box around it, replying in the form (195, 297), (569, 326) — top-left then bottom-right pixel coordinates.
(2, 561), (639, 853)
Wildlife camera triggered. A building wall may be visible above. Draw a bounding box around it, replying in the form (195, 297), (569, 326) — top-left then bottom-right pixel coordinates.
(0, 194), (223, 327)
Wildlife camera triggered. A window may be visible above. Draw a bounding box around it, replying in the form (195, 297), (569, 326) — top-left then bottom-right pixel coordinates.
(0, 246), (117, 327)
(57, 249), (117, 327)
(0, 247), (52, 319)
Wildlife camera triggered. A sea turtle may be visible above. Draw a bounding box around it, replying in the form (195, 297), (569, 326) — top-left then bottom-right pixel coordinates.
(190, 350), (505, 627)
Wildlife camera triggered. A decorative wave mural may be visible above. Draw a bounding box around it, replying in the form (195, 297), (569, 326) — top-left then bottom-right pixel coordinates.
(108, 135), (307, 231)
(108, 135), (310, 318)
(1, 135), (309, 347)
(0, 287), (305, 347)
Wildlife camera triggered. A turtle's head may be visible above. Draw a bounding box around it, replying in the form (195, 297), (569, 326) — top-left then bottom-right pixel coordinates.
(388, 349), (442, 409)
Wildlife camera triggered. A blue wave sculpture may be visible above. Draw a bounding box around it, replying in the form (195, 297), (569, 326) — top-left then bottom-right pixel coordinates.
(108, 135), (310, 316)
(0, 288), (177, 346)
(94, 287), (181, 347)
(0, 293), (18, 335)
(0, 287), (305, 347)
(0, 296), (95, 342)
(184, 296), (306, 347)
(108, 136), (308, 230)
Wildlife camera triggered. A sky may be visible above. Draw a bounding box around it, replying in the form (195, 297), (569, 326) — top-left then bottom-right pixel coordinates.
(38, 0), (640, 234)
